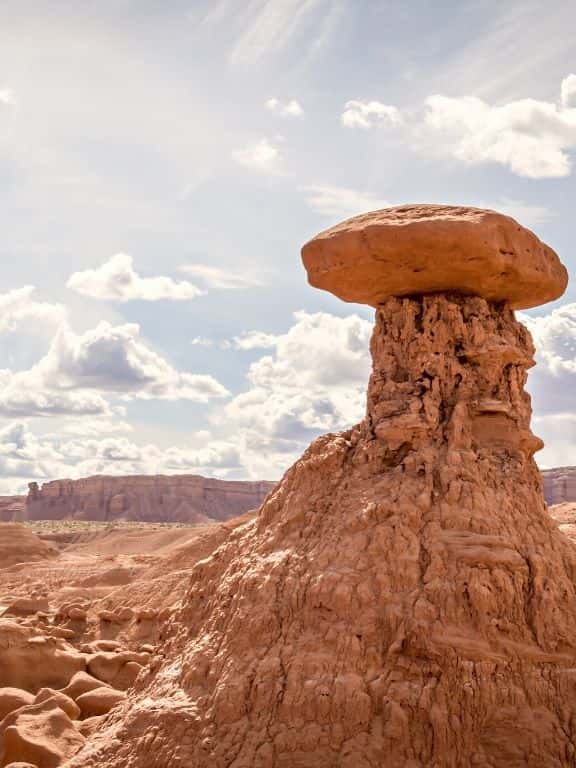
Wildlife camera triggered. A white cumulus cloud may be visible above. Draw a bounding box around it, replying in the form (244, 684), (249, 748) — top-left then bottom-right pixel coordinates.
(561, 74), (576, 108)
(35, 321), (230, 401)
(341, 99), (403, 129)
(232, 138), (282, 173)
(0, 319), (229, 419)
(67, 253), (204, 302)
(422, 79), (576, 178)
(0, 286), (66, 334)
(214, 310), (372, 478)
(233, 331), (280, 350)
(0, 88), (15, 106)
(265, 98), (304, 117)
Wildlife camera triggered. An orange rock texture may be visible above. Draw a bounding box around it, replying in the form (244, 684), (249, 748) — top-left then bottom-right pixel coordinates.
(0, 525), (57, 570)
(302, 204), (568, 309)
(64, 205), (576, 767)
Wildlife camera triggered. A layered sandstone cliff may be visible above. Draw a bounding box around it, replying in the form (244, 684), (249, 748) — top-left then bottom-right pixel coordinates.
(543, 467), (576, 505)
(64, 206), (576, 768)
(24, 475), (275, 524)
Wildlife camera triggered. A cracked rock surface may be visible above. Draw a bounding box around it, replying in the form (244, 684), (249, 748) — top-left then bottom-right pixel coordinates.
(65, 294), (576, 768)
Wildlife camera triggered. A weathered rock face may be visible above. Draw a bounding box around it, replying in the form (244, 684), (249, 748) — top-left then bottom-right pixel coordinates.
(543, 467), (576, 505)
(24, 475), (275, 524)
(65, 293), (576, 768)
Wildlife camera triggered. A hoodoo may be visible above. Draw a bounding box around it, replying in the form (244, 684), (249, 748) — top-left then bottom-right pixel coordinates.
(67, 205), (576, 767)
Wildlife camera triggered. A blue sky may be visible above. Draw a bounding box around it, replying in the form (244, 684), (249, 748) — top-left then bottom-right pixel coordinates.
(1, 0), (576, 493)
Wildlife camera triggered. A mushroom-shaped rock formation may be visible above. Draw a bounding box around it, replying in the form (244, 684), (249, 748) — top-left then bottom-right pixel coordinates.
(302, 204), (567, 309)
(64, 208), (576, 768)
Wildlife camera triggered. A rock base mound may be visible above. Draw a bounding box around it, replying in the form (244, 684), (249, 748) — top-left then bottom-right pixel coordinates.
(64, 295), (576, 767)
(0, 526), (57, 570)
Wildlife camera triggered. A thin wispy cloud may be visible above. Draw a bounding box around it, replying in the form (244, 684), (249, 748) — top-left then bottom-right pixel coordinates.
(481, 198), (555, 227)
(181, 265), (263, 290)
(230, 0), (329, 67)
(302, 184), (390, 219)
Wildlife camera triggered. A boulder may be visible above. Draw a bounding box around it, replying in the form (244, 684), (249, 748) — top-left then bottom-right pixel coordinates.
(75, 687), (125, 719)
(0, 700), (84, 767)
(33, 689), (80, 721)
(2, 598), (49, 618)
(0, 689), (34, 722)
(301, 203), (567, 309)
(87, 652), (149, 686)
(59, 672), (109, 703)
(0, 622), (86, 692)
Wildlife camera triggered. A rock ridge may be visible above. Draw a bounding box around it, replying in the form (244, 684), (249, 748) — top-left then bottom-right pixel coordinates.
(24, 475), (276, 524)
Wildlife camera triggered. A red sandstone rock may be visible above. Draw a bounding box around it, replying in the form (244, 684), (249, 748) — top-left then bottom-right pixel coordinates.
(0, 699), (84, 767)
(33, 691), (79, 722)
(75, 688), (125, 719)
(301, 204), (567, 309)
(59, 673), (109, 703)
(0, 690), (34, 723)
(0, 622), (85, 693)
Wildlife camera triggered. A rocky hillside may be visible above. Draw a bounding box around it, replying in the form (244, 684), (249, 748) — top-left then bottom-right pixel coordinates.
(0, 475), (276, 524)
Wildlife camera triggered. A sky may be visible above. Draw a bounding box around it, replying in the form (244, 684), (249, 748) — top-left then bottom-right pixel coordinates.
(1, 0), (576, 494)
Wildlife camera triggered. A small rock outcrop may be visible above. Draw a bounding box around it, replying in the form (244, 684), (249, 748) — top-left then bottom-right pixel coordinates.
(24, 476), (275, 524)
(64, 205), (576, 767)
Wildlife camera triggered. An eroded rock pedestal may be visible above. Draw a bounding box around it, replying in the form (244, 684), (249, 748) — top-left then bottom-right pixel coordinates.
(64, 207), (576, 767)
(66, 294), (576, 768)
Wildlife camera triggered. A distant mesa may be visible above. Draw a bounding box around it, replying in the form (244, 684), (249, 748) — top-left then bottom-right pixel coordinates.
(0, 474), (276, 525)
(543, 467), (576, 505)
